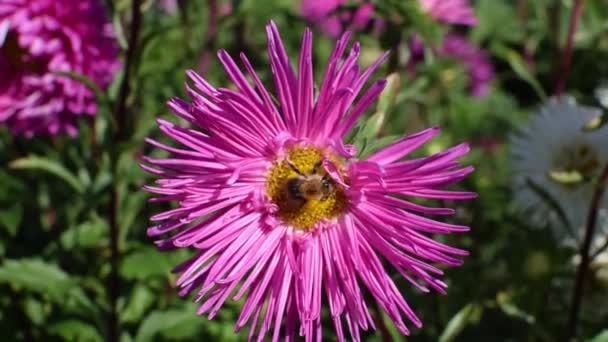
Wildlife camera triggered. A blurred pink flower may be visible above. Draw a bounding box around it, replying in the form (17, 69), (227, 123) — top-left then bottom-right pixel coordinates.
(301, 0), (382, 37)
(419, 0), (478, 26)
(143, 21), (475, 341)
(409, 34), (494, 97)
(0, 0), (120, 137)
(159, 0), (178, 13)
(440, 33), (494, 97)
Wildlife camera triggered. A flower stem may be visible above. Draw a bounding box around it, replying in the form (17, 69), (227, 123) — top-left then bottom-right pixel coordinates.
(114, 0), (143, 140)
(553, 0), (585, 96)
(108, 1), (143, 341)
(108, 187), (120, 342)
(566, 162), (608, 340)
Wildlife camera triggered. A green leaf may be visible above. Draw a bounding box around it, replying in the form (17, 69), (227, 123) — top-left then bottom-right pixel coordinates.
(394, 0), (443, 44)
(0, 259), (71, 300)
(376, 73), (401, 116)
(0, 170), (25, 202)
(119, 191), (148, 241)
(120, 247), (173, 280)
(396, 76), (429, 103)
(48, 320), (103, 342)
(496, 46), (546, 101)
(23, 298), (46, 325)
(590, 330), (608, 342)
(63, 286), (101, 319)
(360, 111), (386, 141)
(344, 125), (362, 144)
(358, 135), (401, 159)
(112, 12), (128, 49)
(0, 203), (23, 237)
(121, 284), (156, 323)
(439, 303), (484, 342)
(135, 307), (203, 342)
(473, 0), (524, 43)
(60, 216), (108, 249)
(496, 292), (535, 324)
(10, 156), (85, 194)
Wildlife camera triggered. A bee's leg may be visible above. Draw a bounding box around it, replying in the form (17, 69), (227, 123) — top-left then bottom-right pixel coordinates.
(287, 159), (303, 175)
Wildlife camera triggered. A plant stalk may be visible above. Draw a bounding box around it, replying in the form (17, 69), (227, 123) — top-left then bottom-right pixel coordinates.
(553, 0), (585, 96)
(107, 0), (143, 341)
(565, 163), (608, 340)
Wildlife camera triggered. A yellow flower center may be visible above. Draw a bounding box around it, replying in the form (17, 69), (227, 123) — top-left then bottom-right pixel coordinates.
(266, 146), (347, 230)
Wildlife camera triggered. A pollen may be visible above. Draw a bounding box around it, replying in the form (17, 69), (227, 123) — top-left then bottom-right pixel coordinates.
(266, 146), (347, 230)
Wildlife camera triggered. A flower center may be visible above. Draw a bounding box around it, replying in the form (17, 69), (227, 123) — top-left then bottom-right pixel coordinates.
(550, 143), (601, 184)
(266, 146), (347, 230)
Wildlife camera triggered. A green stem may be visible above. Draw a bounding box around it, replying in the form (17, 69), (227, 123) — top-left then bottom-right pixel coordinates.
(107, 1), (143, 341)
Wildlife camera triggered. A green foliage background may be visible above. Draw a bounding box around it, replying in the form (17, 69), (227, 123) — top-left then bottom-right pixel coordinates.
(1, 0), (607, 341)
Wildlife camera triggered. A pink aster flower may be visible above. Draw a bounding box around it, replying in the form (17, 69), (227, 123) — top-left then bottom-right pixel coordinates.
(0, 0), (120, 137)
(143, 21), (475, 341)
(301, 0), (382, 38)
(419, 0), (478, 26)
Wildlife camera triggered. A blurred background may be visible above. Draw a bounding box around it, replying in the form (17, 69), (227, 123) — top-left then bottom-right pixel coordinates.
(1, 0), (607, 340)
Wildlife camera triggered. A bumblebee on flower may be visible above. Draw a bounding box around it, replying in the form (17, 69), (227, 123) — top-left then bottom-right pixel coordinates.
(143, 21), (475, 341)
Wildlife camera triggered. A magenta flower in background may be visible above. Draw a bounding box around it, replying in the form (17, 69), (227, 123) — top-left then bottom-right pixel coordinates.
(159, 0), (178, 13)
(440, 33), (494, 97)
(419, 0), (478, 26)
(301, 0), (381, 38)
(0, 0), (120, 137)
(409, 34), (494, 97)
(143, 21), (475, 341)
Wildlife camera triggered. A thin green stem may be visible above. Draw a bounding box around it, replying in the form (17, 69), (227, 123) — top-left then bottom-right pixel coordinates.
(107, 1), (143, 341)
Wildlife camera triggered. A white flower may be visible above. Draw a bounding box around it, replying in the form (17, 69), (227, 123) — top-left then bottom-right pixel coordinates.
(510, 97), (608, 252)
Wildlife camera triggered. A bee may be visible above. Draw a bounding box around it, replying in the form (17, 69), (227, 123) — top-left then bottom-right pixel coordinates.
(281, 160), (335, 212)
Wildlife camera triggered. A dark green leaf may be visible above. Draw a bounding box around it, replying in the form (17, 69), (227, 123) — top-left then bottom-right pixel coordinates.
(494, 46), (546, 100)
(60, 215), (108, 249)
(439, 303), (484, 342)
(23, 298), (46, 325)
(496, 292), (535, 324)
(0, 203), (23, 237)
(0, 259), (71, 299)
(48, 320), (103, 342)
(10, 156), (85, 194)
(360, 111), (386, 141)
(0, 259), (98, 318)
(358, 135), (401, 159)
(120, 247), (173, 280)
(135, 307), (203, 342)
(121, 284), (155, 323)
(376, 73), (401, 116)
